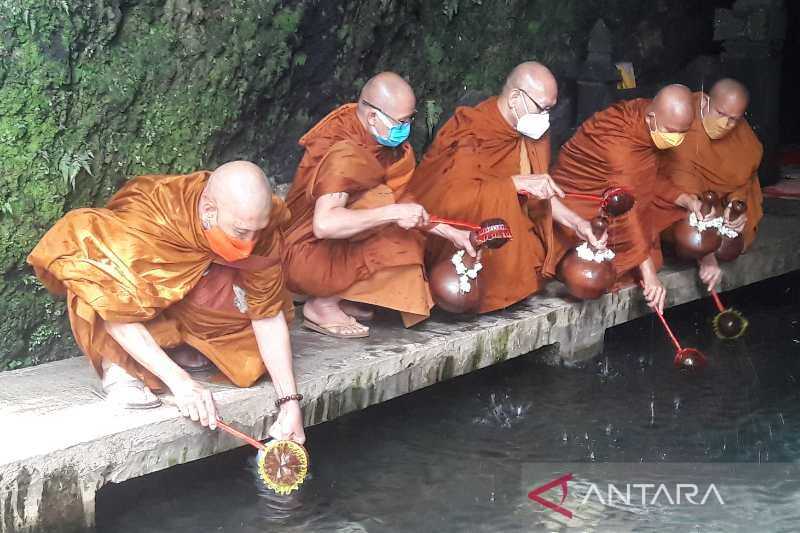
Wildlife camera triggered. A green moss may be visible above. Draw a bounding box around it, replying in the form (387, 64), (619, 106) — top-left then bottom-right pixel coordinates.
(1, 0), (694, 370)
(0, 0), (306, 368)
(490, 327), (511, 363)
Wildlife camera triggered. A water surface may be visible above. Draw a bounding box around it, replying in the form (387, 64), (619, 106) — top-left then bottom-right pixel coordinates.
(97, 273), (800, 532)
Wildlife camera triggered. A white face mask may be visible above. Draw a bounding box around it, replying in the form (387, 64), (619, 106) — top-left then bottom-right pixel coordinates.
(517, 112), (550, 139)
(513, 94), (550, 139)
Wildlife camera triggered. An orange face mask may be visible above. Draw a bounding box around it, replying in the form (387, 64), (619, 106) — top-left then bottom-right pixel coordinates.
(203, 224), (256, 262)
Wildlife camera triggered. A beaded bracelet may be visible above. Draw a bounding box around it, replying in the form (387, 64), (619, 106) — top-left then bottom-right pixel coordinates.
(275, 393), (303, 409)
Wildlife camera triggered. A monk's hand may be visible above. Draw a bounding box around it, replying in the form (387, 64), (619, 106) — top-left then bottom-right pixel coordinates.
(433, 225), (477, 257)
(675, 193), (705, 220)
(269, 399), (306, 445)
(172, 378), (218, 429)
(698, 253), (722, 292)
(723, 204), (747, 233)
(574, 218), (608, 250)
(389, 203), (430, 230)
(512, 173), (565, 200)
(641, 273), (666, 314)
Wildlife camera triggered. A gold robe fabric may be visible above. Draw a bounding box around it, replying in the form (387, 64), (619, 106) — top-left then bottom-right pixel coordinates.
(28, 172), (293, 388)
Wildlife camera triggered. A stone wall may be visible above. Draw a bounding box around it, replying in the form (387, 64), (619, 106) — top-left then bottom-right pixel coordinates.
(0, 0), (723, 369)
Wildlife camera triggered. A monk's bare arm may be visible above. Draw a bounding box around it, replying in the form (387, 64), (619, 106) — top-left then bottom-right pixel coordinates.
(550, 198), (585, 230)
(251, 311), (306, 444)
(104, 321), (217, 427)
(312, 192), (429, 238)
(550, 198), (607, 248)
(251, 311), (297, 398)
(104, 322), (192, 388)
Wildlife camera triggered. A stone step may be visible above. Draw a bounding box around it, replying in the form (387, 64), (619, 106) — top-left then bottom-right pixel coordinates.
(1, 199), (798, 533)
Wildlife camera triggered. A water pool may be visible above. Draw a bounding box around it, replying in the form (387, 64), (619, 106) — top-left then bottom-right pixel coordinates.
(97, 273), (800, 532)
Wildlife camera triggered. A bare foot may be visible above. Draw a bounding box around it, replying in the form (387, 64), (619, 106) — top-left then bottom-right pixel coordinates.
(168, 345), (213, 372)
(303, 297), (369, 337)
(339, 300), (375, 321)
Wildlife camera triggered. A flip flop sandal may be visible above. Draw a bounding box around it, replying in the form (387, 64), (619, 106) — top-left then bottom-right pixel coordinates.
(302, 317), (369, 339)
(339, 304), (375, 322)
(99, 379), (162, 409)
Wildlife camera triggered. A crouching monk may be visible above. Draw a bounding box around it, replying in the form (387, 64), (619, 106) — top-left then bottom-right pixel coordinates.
(283, 72), (472, 337)
(407, 61), (604, 313)
(27, 161), (305, 443)
(654, 78), (763, 290)
(549, 84), (701, 313)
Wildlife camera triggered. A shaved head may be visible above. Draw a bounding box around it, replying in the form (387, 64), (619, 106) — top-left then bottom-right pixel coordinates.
(502, 61), (558, 105)
(498, 61), (558, 128)
(708, 78), (749, 119)
(357, 71), (416, 136)
(647, 84), (694, 132)
(200, 160), (272, 239)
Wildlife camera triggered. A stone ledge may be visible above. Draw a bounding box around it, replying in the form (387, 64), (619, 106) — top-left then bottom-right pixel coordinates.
(1, 199), (798, 532)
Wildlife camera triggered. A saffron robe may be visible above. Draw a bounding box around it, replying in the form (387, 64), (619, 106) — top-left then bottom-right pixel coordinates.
(283, 104), (432, 326)
(406, 96), (554, 313)
(656, 92), (763, 250)
(28, 172), (294, 388)
(549, 99), (684, 280)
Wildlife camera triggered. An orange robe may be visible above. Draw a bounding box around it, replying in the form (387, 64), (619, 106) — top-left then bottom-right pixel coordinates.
(27, 172), (294, 389)
(549, 99), (684, 281)
(406, 96), (554, 313)
(283, 104), (432, 326)
(656, 92), (763, 250)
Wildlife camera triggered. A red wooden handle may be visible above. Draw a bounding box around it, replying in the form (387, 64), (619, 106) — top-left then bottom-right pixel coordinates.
(216, 419), (266, 451)
(564, 192), (603, 202)
(521, 190), (605, 202)
(428, 215), (481, 231)
(640, 281), (682, 351)
(710, 290), (725, 313)
(654, 308), (683, 352)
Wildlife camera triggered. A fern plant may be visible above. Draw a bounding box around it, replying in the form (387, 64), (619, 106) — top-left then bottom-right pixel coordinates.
(59, 150), (94, 191)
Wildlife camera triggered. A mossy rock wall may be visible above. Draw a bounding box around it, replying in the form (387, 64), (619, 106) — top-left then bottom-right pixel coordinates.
(0, 0), (718, 369)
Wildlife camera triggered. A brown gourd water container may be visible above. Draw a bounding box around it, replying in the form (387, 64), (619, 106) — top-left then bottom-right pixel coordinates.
(601, 187), (635, 217)
(429, 218), (511, 314)
(673, 191), (723, 260)
(557, 217), (616, 300)
(715, 200), (746, 262)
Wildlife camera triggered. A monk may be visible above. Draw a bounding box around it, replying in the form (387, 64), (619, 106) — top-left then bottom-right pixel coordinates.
(656, 78), (763, 291)
(27, 161), (305, 443)
(283, 72), (473, 337)
(407, 61), (605, 313)
(549, 84), (707, 313)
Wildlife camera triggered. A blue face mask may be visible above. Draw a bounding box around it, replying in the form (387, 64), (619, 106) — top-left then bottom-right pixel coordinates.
(372, 112), (411, 148)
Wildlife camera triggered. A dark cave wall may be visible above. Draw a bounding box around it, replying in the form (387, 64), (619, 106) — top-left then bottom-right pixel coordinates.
(0, 0), (720, 369)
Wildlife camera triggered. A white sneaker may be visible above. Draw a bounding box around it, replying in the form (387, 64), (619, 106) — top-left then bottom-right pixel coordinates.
(100, 362), (162, 409)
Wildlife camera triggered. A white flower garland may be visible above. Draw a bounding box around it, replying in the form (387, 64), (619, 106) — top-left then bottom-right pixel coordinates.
(718, 224), (739, 239)
(450, 250), (483, 293)
(688, 212), (724, 232)
(575, 242), (615, 263)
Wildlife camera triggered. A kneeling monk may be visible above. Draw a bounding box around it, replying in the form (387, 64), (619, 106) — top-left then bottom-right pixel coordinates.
(27, 161), (305, 443)
(283, 72), (473, 337)
(407, 61), (605, 313)
(550, 85), (703, 313)
(655, 78), (763, 291)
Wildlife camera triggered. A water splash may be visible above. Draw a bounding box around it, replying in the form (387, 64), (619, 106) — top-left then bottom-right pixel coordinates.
(472, 392), (531, 428)
(649, 392), (656, 427)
